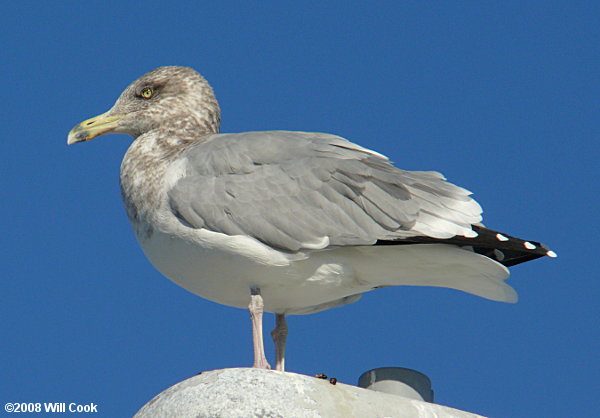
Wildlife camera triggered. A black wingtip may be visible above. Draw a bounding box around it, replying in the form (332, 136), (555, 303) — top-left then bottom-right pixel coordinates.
(375, 225), (556, 267)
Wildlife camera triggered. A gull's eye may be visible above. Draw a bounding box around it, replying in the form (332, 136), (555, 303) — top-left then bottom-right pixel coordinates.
(140, 87), (154, 99)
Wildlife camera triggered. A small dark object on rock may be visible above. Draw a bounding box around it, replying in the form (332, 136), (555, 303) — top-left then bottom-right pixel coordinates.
(329, 377), (337, 385)
(315, 373), (328, 379)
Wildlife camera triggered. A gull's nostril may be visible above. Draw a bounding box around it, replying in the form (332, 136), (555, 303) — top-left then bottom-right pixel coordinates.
(86, 121), (95, 126)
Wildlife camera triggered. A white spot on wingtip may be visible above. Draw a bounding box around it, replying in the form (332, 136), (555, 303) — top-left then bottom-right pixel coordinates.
(464, 229), (478, 238)
(496, 233), (509, 241)
(524, 241), (536, 249)
(546, 250), (557, 258)
(493, 249), (505, 261)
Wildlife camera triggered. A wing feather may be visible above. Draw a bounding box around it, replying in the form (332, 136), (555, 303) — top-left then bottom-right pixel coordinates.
(167, 131), (483, 251)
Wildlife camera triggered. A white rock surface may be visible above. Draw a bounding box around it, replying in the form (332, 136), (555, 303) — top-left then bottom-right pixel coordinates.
(134, 368), (485, 418)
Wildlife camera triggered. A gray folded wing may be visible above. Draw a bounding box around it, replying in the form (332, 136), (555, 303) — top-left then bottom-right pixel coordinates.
(167, 131), (482, 252)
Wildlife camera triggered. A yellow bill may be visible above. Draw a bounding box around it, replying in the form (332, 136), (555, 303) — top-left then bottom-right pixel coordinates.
(67, 112), (123, 145)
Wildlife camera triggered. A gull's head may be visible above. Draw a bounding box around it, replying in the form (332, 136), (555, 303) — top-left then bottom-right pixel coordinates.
(67, 66), (221, 145)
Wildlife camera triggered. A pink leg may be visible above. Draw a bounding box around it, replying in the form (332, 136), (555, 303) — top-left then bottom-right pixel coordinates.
(271, 313), (288, 371)
(249, 287), (271, 369)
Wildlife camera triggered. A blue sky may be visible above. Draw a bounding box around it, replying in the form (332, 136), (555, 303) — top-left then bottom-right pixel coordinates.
(1, 1), (598, 416)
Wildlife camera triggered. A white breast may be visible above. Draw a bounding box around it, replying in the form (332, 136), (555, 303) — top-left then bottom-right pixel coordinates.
(136, 218), (515, 315)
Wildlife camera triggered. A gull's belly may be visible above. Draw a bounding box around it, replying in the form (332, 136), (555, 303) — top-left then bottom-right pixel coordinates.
(137, 227), (369, 314)
(135, 222), (516, 314)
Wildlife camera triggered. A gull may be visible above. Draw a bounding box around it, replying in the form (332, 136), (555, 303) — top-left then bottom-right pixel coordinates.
(68, 66), (556, 371)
